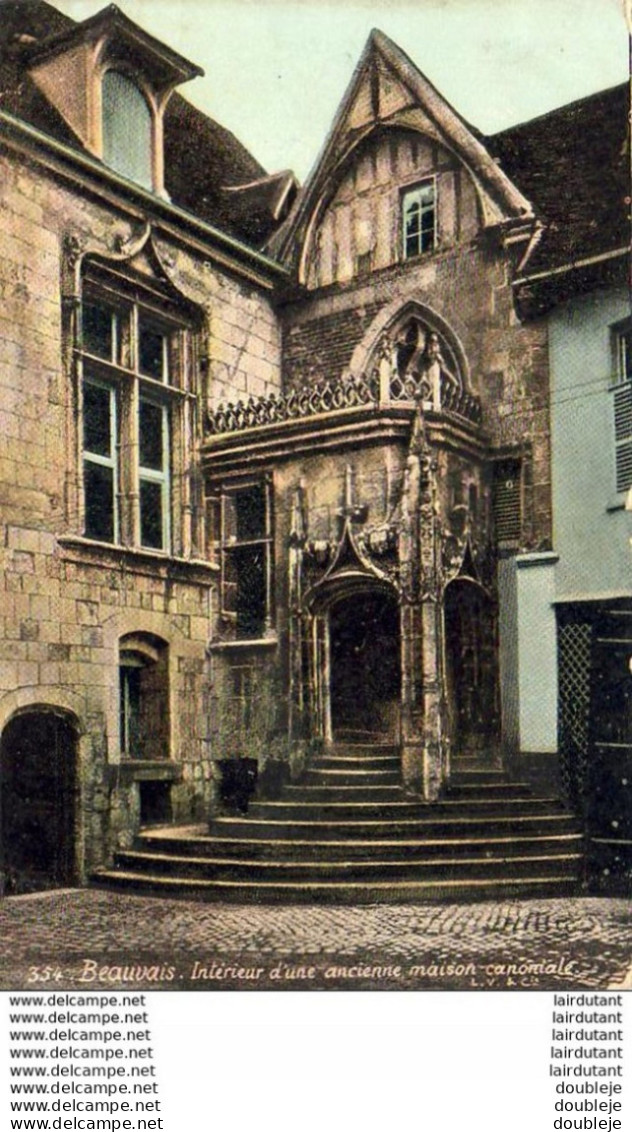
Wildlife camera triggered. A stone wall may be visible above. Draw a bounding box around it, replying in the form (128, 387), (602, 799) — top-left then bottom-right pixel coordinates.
(282, 241), (552, 549)
(0, 143), (282, 877)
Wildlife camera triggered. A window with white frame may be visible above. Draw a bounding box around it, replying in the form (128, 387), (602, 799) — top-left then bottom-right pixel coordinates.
(402, 180), (436, 260)
(80, 272), (191, 552)
(102, 70), (153, 190)
(612, 328), (632, 494)
(210, 481), (274, 640)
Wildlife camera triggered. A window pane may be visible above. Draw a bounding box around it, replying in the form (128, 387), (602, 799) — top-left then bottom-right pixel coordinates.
(233, 485), (266, 541)
(102, 70), (153, 189)
(140, 479), (164, 549)
(83, 382), (112, 456)
(83, 303), (114, 360)
(620, 332), (632, 382)
(403, 183), (435, 258)
(139, 400), (165, 471)
(139, 320), (167, 380)
(120, 666), (142, 757)
(84, 462), (115, 542)
(231, 545), (266, 638)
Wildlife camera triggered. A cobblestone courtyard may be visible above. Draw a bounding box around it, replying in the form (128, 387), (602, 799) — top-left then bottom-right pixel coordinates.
(0, 890), (630, 991)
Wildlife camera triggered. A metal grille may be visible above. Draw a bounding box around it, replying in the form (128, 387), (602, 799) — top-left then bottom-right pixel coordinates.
(557, 620), (592, 803)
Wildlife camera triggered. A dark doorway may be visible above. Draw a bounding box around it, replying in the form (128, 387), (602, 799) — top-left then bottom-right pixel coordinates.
(329, 591), (400, 740)
(139, 781), (173, 826)
(444, 581), (498, 762)
(588, 636), (632, 838)
(1, 711), (77, 894)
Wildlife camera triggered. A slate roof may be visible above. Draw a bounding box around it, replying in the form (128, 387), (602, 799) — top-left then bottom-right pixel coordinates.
(1, 4), (629, 271)
(487, 83), (630, 278)
(0, 0), (279, 244)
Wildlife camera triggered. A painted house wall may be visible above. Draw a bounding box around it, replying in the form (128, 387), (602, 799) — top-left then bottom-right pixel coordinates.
(550, 287), (632, 602)
(515, 555), (558, 754)
(508, 286), (632, 767)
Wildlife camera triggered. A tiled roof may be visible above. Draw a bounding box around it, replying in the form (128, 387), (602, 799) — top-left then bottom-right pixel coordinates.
(487, 83), (630, 277)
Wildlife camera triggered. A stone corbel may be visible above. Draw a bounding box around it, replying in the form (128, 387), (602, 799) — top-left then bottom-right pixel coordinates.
(305, 540), (332, 568)
(61, 233), (87, 305)
(288, 483), (308, 549)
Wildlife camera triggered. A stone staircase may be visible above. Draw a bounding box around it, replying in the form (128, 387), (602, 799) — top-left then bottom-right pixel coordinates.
(93, 743), (585, 902)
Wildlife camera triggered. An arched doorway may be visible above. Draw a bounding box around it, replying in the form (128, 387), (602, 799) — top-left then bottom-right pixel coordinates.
(1, 710), (78, 894)
(444, 580), (498, 763)
(328, 590), (401, 742)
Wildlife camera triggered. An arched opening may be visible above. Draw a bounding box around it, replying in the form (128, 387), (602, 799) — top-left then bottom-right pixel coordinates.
(1, 710), (78, 894)
(102, 70), (153, 189)
(328, 590), (401, 742)
(119, 633), (169, 762)
(119, 633), (172, 825)
(444, 580), (498, 763)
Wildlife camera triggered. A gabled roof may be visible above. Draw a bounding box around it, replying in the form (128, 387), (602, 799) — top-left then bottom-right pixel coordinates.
(273, 28), (535, 265)
(487, 82), (630, 278)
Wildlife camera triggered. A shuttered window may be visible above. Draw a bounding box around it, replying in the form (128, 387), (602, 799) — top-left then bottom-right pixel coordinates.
(613, 330), (632, 494)
(614, 381), (632, 493)
(493, 459), (521, 546)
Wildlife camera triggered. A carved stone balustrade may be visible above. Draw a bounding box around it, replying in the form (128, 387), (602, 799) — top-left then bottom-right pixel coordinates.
(206, 369), (482, 436)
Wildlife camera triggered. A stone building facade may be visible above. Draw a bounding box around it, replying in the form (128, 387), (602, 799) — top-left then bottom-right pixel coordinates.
(0, 1), (288, 890)
(0, 3), (628, 894)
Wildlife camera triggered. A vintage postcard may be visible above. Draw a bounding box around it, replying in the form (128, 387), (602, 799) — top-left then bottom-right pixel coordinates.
(0, 0), (630, 992)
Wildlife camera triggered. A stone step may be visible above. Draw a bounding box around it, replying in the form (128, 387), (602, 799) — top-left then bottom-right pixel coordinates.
(283, 784), (404, 803)
(245, 798), (566, 821)
(91, 869), (582, 904)
(91, 743), (585, 903)
(310, 755), (402, 771)
(135, 828), (584, 862)
(110, 848), (582, 884)
(211, 811), (580, 841)
(303, 768), (401, 786)
(445, 781), (535, 798)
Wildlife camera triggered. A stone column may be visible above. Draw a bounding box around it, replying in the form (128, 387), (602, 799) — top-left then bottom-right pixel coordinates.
(287, 485), (307, 766)
(399, 408), (448, 800)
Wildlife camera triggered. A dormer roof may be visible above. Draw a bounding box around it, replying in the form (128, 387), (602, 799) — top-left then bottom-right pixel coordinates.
(26, 4), (203, 92)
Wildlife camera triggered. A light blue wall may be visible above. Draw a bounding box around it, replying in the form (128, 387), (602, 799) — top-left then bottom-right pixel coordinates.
(549, 288), (632, 600)
(505, 287), (631, 758)
(515, 554), (558, 753)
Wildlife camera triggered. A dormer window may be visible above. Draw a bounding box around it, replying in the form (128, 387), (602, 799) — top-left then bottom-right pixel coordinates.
(102, 71), (153, 190)
(27, 5), (203, 196)
(402, 180), (436, 259)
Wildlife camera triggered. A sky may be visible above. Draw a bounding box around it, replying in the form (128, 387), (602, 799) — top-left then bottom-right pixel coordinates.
(54, 0), (630, 180)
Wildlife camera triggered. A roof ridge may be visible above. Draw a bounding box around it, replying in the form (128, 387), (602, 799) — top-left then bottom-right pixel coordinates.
(488, 80), (629, 141)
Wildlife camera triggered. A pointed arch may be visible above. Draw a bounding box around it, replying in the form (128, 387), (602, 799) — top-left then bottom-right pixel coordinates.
(348, 296), (472, 392)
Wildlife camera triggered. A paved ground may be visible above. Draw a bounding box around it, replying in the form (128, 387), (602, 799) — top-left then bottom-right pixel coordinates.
(0, 889), (630, 991)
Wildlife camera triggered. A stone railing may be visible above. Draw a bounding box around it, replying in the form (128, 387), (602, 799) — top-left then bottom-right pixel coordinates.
(207, 370), (482, 435)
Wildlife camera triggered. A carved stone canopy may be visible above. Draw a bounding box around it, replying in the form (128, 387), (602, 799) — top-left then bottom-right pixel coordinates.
(375, 316), (462, 405)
